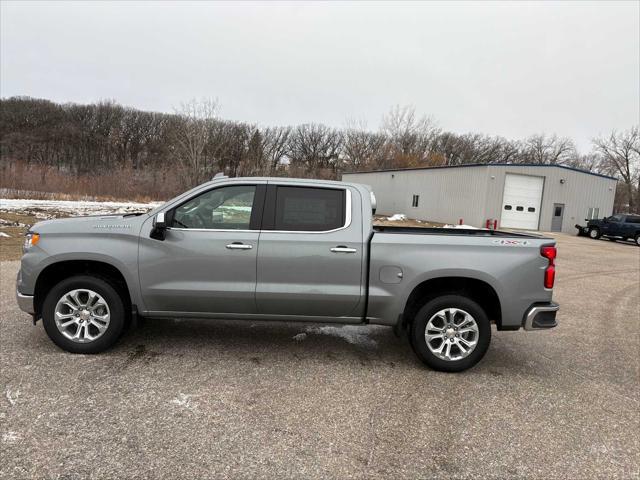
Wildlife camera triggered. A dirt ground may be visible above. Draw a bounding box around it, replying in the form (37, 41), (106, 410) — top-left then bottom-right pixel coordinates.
(1, 232), (638, 479)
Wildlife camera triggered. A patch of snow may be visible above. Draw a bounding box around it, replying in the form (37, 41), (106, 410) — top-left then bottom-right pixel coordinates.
(443, 224), (480, 229)
(171, 393), (198, 411)
(386, 214), (407, 221)
(220, 205), (252, 212)
(0, 198), (161, 218)
(292, 333), (307, 342)
(5, 388), (20, 406)
(2, 431), (19, 444)
(0, 232), (10, 238)
(305, 325), (383, 348)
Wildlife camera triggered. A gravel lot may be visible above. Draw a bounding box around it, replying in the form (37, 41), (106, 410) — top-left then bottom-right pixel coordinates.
(1, 233), (638, 479)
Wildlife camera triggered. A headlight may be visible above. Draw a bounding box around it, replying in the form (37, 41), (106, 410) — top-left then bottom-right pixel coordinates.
(23, 232), (40, 251)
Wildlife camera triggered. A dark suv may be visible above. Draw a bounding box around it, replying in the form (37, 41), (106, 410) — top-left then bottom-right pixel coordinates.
(576, 214), (640, 246)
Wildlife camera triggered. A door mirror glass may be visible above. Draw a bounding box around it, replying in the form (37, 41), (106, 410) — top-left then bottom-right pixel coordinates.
(151, 212), (167, 240)
(153, 212), (166, 229)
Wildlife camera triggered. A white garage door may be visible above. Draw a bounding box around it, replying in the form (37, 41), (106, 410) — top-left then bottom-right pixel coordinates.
(500, 174), (544, 230)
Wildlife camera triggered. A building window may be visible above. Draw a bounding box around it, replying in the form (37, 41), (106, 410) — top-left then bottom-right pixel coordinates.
(528, 207), (535, 212)
(504, 205), (512, 210)
(587, 207), (600, 220)
(412, 195), (419, 207)
(516, 206), (524, 211)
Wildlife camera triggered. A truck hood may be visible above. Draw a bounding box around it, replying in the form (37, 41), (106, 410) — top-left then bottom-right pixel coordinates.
(30, 213), (150, 234)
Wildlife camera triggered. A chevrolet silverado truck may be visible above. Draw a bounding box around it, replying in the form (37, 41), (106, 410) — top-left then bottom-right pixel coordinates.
(576, 213), (640, 246)
(16, 176), (559, 372)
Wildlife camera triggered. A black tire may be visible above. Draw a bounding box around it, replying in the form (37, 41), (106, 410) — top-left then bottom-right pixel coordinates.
(409, 295), (491, 372)
(42, 275), (126, 354)
(588, 227), (601, 239)
(635, 234), (640, 247)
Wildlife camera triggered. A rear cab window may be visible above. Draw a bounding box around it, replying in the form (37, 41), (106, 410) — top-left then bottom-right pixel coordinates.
(265, 185), (347, 232)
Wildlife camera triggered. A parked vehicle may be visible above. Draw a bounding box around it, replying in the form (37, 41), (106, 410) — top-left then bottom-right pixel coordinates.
(576, 214), (640, 246)
(16, 177), (559, 372)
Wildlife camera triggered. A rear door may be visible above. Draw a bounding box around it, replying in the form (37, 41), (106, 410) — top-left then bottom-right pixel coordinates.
(138, 183), (265, 315)
(256, 183), (364, 319)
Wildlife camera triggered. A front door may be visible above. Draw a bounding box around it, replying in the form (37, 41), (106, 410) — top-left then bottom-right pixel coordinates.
(551, 203), (564, 232)
(256, 184), (364, 319)
(138, 183), (264, 315)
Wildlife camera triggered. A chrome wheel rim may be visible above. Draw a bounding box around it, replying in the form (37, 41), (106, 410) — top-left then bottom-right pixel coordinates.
(425, 308), (479, 361)
(589, 229), (598, 238)
(54, 289), (110, 343)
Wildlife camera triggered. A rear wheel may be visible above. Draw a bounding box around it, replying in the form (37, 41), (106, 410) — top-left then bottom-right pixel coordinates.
(409, 295), (491, 372)
(589, 227), (601, 239)
(42, 275), (126, 354)
(635, 234), (640, 247)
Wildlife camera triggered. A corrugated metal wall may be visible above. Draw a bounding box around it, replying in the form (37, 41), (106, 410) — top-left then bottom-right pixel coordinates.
(485, 165), (616, 233)
(342, 165), (617, 233)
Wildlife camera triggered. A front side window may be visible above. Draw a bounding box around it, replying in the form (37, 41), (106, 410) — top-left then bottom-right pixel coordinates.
(171, 185), (256, 230)
(274, 186), (345, 231)
(610, 214), (623, 223)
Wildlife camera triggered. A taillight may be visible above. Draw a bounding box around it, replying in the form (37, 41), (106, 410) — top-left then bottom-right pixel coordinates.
(541, 245), (557, 289)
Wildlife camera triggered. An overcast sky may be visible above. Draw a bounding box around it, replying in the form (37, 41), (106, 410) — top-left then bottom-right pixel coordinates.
(1, 1), (638, 151)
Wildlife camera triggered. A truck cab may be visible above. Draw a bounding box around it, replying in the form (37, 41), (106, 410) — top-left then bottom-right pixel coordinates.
(579, 214), (640, 245)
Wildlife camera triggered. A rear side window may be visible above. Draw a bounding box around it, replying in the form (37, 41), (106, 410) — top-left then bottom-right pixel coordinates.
(625, 215), (640, 224)
(274, 186), (346, 231)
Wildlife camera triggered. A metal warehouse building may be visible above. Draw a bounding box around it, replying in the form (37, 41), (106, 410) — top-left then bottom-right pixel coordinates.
(342, 164), (617, 233)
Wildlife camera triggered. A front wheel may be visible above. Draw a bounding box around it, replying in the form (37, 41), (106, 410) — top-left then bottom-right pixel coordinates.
(589, 227), (601, 239)
(42, 275), (126, 354)
(409, 295), (491, 372)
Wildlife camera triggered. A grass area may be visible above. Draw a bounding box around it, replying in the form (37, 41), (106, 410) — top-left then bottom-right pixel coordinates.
(0, 211), (63, 261)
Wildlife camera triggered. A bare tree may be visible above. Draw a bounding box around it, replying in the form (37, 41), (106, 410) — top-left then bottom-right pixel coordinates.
(381, 105), (440, 167)
(289, 123), (343, 177)
(172, 98), (219, 185)
(261, 126), (291, 175)
(520, 134), (576, 165)
(593, 127), (640, 211)
(342, 118), (386, 171)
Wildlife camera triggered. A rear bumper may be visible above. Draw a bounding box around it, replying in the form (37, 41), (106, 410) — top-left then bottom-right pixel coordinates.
(523, 302), (559, 331)
(16, 290), (35, 315)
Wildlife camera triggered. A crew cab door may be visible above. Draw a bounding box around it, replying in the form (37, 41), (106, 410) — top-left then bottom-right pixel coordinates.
(138, 183), (265, 315)
(255, 183), (364, 319)
(603, 214), (624, 236)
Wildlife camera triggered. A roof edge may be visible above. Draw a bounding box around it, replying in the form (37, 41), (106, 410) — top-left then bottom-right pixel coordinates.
(341, 163), (618, 181)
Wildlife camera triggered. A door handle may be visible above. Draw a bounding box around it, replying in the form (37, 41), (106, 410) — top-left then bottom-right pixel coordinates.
(226, 243), (253, 250)
(330, 246), (357, 253)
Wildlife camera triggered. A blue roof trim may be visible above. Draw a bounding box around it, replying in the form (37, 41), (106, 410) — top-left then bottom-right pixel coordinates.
(343, 163), (617, 181)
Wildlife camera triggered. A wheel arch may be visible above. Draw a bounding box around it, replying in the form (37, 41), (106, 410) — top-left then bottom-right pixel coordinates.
(34, 260), (132, 318)
(402, 276), (502, 330)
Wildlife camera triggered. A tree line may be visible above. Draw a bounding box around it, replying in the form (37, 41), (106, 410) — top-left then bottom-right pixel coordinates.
(0, 96), (638, 210)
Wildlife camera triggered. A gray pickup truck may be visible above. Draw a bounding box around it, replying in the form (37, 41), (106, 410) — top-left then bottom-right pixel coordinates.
(16, 176), (559, 372)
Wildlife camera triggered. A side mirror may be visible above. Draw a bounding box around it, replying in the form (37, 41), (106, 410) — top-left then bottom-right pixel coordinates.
(150, 212), (167, 240)
(602, 217), (608, 223)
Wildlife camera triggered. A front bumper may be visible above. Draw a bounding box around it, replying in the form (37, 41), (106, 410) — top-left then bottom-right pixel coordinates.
(523, 302), (559, 331)
(16, 290), (35, 315)
(575, 224), (589, 236)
